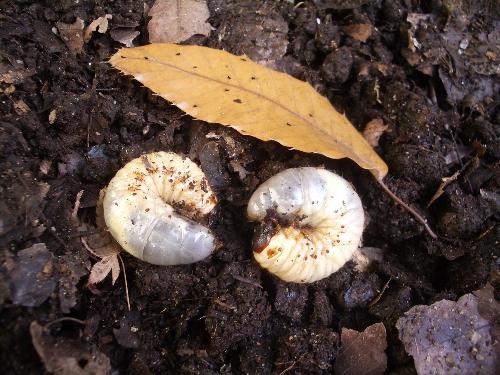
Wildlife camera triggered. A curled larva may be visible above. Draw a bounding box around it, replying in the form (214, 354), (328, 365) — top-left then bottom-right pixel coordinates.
(103, 151), (217, 265)
(247, 167), (364, 283)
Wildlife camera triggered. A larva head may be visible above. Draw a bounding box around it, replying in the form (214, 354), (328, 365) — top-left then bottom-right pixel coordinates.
(252, 215), (282, 253)
(247, 167), (365, 283)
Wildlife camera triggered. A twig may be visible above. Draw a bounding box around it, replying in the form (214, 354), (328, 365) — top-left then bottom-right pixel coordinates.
(213, 298), (237, 312)
(447, 126), (473, 192)
(277, 354), (305, 375)
(478, 224), (495, 240)
(293, 2), (305, 10)
(231, 274), (263, 289)
(81, 237), (100, 258)
(71, 190), (84, 220)
(368, 277), (392, 307)
(377, 179), (437, 239)
(279, 360), (298, 375)
(44, 317), (86, 329)
(95, 88), (119, 91)
(118, 254), (131, 311)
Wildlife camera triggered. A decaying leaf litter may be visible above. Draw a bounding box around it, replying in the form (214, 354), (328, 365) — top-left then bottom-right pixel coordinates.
(1, 0), (499, 374)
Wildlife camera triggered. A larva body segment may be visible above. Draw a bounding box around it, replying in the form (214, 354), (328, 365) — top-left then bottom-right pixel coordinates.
(247, 167), (364, 283)
(103, 152), (217, 265)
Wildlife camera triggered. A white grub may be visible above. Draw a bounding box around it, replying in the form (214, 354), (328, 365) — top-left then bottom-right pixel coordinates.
(247, 167), (364, 283)
(103, 151), (217, 265)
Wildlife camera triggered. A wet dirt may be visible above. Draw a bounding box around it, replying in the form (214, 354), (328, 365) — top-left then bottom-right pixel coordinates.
(0, 0), (498, 374)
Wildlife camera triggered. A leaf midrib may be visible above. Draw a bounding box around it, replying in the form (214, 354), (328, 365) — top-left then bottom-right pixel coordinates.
(119, 55), (350, 152)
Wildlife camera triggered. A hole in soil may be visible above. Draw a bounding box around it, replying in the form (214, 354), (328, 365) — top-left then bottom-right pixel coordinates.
(431, 72), (453, 111)
(78, 358), (88, 368)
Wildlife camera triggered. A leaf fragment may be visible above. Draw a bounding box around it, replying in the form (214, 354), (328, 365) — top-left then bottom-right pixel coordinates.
(427, 169), (460, 207)
(362, 118), (388, 148)
(30, 321), (111, 375)
(88, 255), (120, 286)
(83, 14), (112, 42)
(148, 0), (212, 43)
(343, 23), (373, 42)
(109, 44), (388, 180)
(111, 29), (140, 47)
(56, 17), (85, 53)
(13, 99), (30, 115)
(83, 189), (122, 286)
(334, 323), (387, 375)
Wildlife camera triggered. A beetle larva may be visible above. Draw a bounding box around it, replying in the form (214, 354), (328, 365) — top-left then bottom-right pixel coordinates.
(103, 151), (217, 265)
(247, 167), (364, 283)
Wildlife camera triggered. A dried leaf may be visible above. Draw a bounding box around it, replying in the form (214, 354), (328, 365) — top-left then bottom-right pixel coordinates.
(0, 62), (35, 84)
(56, 17), (85, 53)
(362, 118), (388, 148)
(30, 321), (111, 375)
(110, 256), (120, 285)
(334, 323), (387, 375)
(88, 255), (120, 286)
(82, 189), (122, 260)
(352, 246), (384, 272)
(148, 0), (212, 43)
(83, 14), (112, 42)
(83, 234), (121, 258)
(427, 169), (460, 207)
(39, 160), (52, 175)
(229, 160), (248, 180)
(110, 44), (388, 180)
(110, 29), (140, 47)
(343, 23), (373, 42)
(48, 109), (57, 124)
(95, 189), (107, 228)
(3, 84), (15, 95)
(84, 189), (121, 287)
(13, 99), (30, 114)
(87, 257), (112, 285)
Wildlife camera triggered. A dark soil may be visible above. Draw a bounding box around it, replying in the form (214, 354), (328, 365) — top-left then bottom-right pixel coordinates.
(1, 0), (498, 374)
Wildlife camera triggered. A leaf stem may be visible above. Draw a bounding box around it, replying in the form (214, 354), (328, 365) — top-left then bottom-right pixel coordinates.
(118, 254), (131, 311)
(377, 178), (438, 239)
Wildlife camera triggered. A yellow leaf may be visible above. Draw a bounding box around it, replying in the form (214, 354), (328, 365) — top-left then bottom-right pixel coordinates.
(109, 44), (388, 180)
